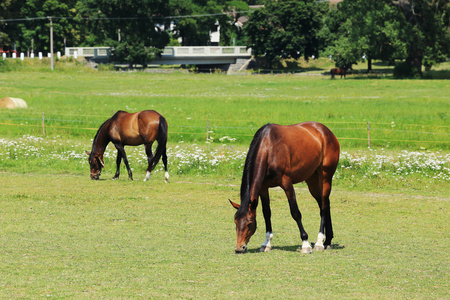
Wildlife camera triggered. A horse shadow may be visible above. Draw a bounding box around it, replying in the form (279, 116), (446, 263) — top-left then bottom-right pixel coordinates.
(248, 243), (345, 253)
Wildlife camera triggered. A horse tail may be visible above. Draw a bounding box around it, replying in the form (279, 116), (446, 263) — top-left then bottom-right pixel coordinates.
(151, 115), (168, 171)
(237, 124), (271, 216)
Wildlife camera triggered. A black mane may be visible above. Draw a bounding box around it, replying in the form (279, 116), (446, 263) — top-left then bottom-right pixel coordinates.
(237, 123), (271, 218)
(91, 116), (114, 155)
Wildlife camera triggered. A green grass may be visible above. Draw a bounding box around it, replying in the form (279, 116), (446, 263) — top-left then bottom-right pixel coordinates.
(0, 62), (448, 149)
(0, 63), (449, 298)
(0, 173), (448, 298)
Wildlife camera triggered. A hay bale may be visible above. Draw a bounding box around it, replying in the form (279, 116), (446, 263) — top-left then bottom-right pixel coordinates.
(0, 97), (28, 109)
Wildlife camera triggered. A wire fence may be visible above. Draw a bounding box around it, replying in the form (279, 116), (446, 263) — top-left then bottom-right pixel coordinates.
(0, 112), (449, 148)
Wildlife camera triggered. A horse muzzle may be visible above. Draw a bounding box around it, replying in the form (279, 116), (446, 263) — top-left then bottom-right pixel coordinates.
(90, 172), (101, 180)
(235, 243), (247, 254)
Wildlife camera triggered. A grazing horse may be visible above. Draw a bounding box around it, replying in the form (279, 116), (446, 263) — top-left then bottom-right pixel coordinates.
(230, 122), (340, 254)
(86, 110), (169, 182)
(330, 67), (348, 79)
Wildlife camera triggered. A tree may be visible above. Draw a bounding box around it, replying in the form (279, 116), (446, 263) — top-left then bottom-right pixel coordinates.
(77, 0), (171, 67)
(323, 0), (407, 71)
(325, 0), (450, 75)
(169, 0), (248, 47)
(0, 0), (14, 46)
(245, 0), (327, 67)
(3, 0), (80, 54)
(389, 0), (450, 74)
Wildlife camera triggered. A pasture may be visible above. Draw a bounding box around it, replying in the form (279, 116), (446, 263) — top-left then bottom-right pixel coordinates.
(0, 173), (448, 298)
(0, 62), (449, 298)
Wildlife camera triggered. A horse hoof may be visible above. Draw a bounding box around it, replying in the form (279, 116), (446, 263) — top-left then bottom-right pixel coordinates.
(325, 245), (332, 250)
(260, 246), (272, 252)
(314, 245), (325, 252)
(301, 247), (312, 254)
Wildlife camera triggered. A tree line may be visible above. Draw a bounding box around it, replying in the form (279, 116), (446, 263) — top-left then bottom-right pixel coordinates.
(1, 0), (449, 76)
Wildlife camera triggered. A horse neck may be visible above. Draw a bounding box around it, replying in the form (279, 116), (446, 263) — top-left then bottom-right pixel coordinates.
(238, 125), (270, 214)
(92, 120), (111, 155)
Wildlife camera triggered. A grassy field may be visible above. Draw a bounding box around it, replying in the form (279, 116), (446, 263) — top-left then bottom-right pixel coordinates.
(0, 61), (449, 298)
(0, 173), (448, 298)
(0, 59), (449, 149)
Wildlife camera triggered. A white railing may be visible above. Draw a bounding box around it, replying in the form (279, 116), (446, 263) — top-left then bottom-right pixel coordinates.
(65, 46), (251, 58)
(161, 46), (251, 57)
(64, 46), (252, 65)
(64, 47), (111, 58)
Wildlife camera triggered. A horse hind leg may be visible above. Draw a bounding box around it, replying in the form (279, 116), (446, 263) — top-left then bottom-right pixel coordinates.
(162, 151), (169, 182)
(144, 143), (154, 182)
(306, 169), (333, 251)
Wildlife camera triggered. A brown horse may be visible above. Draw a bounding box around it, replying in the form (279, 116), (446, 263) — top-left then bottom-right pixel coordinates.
(230, 122), (340, 254)
(330, 67), (348, 79)
(86, 110), (169, 181)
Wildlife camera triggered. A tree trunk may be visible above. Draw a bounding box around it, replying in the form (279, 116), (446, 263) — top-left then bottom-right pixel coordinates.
(367, 58), (372, 73)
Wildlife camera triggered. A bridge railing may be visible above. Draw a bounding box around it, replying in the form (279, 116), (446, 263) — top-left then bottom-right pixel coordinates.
(161, 46), (251, 57)
(64, 46), (252, 65)
(64, 47), (111, 59)
(65, 46), (251, 58)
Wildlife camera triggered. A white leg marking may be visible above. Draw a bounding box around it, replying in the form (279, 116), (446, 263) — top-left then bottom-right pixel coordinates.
(314, 232), (326, 251)
(261, 232), (273, 247)
(165, 171), (170, 182)
(143, 171), (151, 182)
(316, 232), (326, 247)
(260, 232), (273, 252)
(301, 240), (312, 254)
(302, 240), (312, 249)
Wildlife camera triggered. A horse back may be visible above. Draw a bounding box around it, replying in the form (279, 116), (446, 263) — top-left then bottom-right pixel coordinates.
(109, 110), (162, 145)
(262, 122), (339, 184)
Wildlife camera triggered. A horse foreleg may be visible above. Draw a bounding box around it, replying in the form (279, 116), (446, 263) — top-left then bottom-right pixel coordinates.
(282, 176), (311, 254)
(260, 188), (273, 252)
(115, 144), (133, 180)
(113, 151), (122, 180)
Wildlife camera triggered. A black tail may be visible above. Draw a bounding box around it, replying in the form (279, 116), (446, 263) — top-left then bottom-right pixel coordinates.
(151, 115), (168, 172)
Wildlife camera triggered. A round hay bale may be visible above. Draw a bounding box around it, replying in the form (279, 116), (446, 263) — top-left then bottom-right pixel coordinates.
(0, 97), (28, 109)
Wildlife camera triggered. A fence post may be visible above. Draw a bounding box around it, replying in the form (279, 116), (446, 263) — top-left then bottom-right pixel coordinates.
(42, 112), (45, 135)
(367, 121), (370, 148)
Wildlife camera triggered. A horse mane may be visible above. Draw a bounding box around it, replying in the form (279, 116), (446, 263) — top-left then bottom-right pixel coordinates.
(237, 123), (271, 218)
(91, 116), (114, 154)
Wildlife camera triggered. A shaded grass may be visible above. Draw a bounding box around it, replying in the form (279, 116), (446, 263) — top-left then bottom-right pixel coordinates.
(0, 172), (448, 298)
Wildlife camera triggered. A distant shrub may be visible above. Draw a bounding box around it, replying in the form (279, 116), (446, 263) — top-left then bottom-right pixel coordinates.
(422, 70), (450, 79)
(98, 64), (116, 71)
(393, 62), (420, 78)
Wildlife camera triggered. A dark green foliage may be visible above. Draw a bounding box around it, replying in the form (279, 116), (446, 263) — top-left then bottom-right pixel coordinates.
(325, 0), (450, 75)
(393, 61), (420, 79)
(245, 0), (327, 67)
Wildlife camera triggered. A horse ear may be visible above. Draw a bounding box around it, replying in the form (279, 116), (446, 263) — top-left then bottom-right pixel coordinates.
(229, 199), (240, 210)
(85, 151), (91, 156)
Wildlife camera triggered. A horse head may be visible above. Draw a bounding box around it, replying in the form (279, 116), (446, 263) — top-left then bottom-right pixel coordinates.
(229, 200), (258, 253)
(85, 151), (104, 180)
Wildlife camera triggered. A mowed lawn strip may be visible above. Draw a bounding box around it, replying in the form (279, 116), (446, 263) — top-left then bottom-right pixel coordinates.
(0, 172), (448, 298)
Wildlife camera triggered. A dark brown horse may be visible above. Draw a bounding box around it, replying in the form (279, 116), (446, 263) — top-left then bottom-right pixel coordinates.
(86, 110), (169, 181)
(330, 67), (348, 79)
(230, 122), (340, 254)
